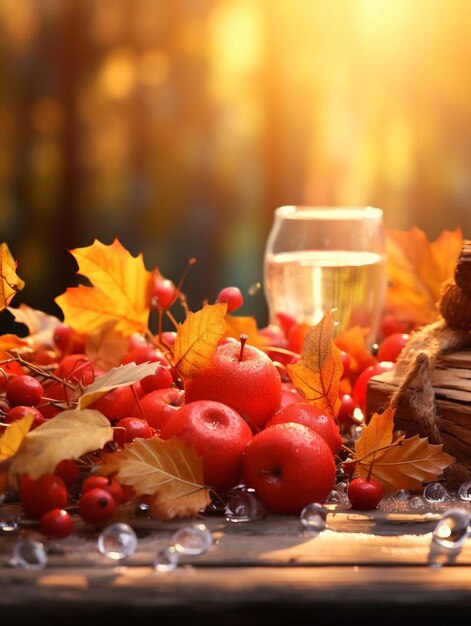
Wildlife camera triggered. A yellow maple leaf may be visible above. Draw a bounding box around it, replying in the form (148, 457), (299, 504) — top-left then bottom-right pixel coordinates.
(0, 243), (24, 312)
(223, 316), (271, 350)
(8, 409), (113, 488)
(173, 302), (227, 379)
(99, 437), (210, 520)
(287, 311), (342, 417)
(0, 414), (34, 493)
(385, 226), (463, 327)
(55, 238), (154, 337)
(354, 407), (455, 491)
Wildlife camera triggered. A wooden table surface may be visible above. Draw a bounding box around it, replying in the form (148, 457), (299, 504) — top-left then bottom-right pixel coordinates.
(1, 501), (471, 625)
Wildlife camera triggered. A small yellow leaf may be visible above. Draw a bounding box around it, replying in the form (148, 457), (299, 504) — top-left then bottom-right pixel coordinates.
(55, 238), (154, 337)
(0, 243), (24, 312)
(287, 311), (342, 417)
(174, 302), (227, 379)
(0, 414), (34, 493)
(8, 409), (113, 487)
(356, 434), (455, 492)
(355, 406), (396, 464)
(78, 362), (159, 409)
(99, 437), (210, 520)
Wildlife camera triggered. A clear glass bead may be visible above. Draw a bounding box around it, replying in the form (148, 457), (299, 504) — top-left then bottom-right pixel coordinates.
(394, 489), (410, 502)
(10, 538), (47, 570)
(153, 544), (179, 572)
(0, 507), (20, 532)
(172, 523), (213, 555)
(300, 503), (327, 536)
(97, 523), (138, 561)
(336, 482), (348, 495)
(409, 495), (425, 509)
(432, 508), (470, 549)
(225, 490), (265, 522)
(458, 481), (471, 502)
(325, 490), (342, 504)
(135, 502), (151, 517)
(423, 482), (448, 503)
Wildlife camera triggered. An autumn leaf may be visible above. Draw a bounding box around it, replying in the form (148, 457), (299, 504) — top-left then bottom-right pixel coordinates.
(334, 326), (377, 375)
(0, 243), (24, 312)
(55, 238), (154, 337)
(78, 361), (159, 409)
(7, 304), (62, 350)
(0, 414), (34, 493)
(223, 316), (270, 350)
(0, 334), (29, 353)
(287, 311), (342, 417)
(354, 406), (455, 491)
(84, 320), (129, 371)
(385, 226), (463, 327)
(8, 409), (113, 487)
(99, 437), (210, 520)
(174, 302), (227, 379)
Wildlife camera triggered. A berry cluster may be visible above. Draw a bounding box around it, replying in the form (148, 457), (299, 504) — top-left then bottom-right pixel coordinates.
(0, 272), (412, 536)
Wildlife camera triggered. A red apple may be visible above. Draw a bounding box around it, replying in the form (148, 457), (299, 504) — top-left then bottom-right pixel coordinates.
(242, 423), (336, 515)
(160, 400), (253, 495)
(265, 403), (342, 455)
(352, 361), (395, 413)
(280, 382), (304, 408)
(184, 339), (282, 432)
(133, 387), (185, 433)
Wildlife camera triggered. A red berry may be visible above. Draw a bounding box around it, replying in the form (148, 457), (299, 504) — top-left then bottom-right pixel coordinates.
(377, 333), (410, 363)
(53, 324), (85, 357)
(78, 487), (116, 523)
(56, 354), (103, 385)
(6, 405), (46, 429)
(340, 351), (352, 380)
(6, 375), (44, 407)
(151, 277), (176, 309)
(81, 475), (124, 504)
(39, 508), (74, 539)
(88, 385), (138, 423)
(113, 417), (154, 447)
(54, 459), (80, 488)
(380, 314), (410, 339)
(215, 286), (244, 313)
(352, 361), (395, 413)
(286, 322), (310, 354)
(20, 473), (68, 520)
(121, 346), (169, 366)
(347, 476), (384, 510)
(337, 394), (358, 427)
(140, 365), (173, 394)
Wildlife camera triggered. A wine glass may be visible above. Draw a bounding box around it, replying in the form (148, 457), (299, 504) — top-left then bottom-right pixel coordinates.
(263, 206), (387, 347)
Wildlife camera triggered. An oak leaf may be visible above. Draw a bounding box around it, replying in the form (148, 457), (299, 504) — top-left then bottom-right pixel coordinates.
(8, 409), (113, 487)
(354, 407), (455, 491)
(99, 437), (210, 520)
(78, 361), (159, 409)
(55, 238), (154, 337)
(173, 302), (227, 379)
(0, 243), (24, 312)
(0, 414), (34, 493)
(223, 316), (270, 350)
(385, 226), (463, 327)
(287, 311), (342, 417)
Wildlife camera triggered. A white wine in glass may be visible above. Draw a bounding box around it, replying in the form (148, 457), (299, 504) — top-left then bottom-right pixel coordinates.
(263, 206), (387, 347)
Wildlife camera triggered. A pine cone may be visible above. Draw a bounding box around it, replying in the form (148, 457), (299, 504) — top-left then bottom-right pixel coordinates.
(455, 240), (471, 298)
(439, 280), (471, 330)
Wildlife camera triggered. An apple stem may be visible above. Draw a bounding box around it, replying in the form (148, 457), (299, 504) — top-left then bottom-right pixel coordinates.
(239, 334), (248, 362)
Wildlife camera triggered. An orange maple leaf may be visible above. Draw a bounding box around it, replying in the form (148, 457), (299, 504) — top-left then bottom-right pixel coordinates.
(354, 407), (455, 492)
(173, 302), (227, 379)
(287, 311), (343, 417)
(385, 226), (463, 328)
(334, 326), (377, 376)
(0, 243), (24, 312)
(99, 437), (210, 521)
(55, 238), (154, 337)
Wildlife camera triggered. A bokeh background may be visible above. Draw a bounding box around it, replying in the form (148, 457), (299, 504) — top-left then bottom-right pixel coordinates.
(1, 0), (470, 331)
